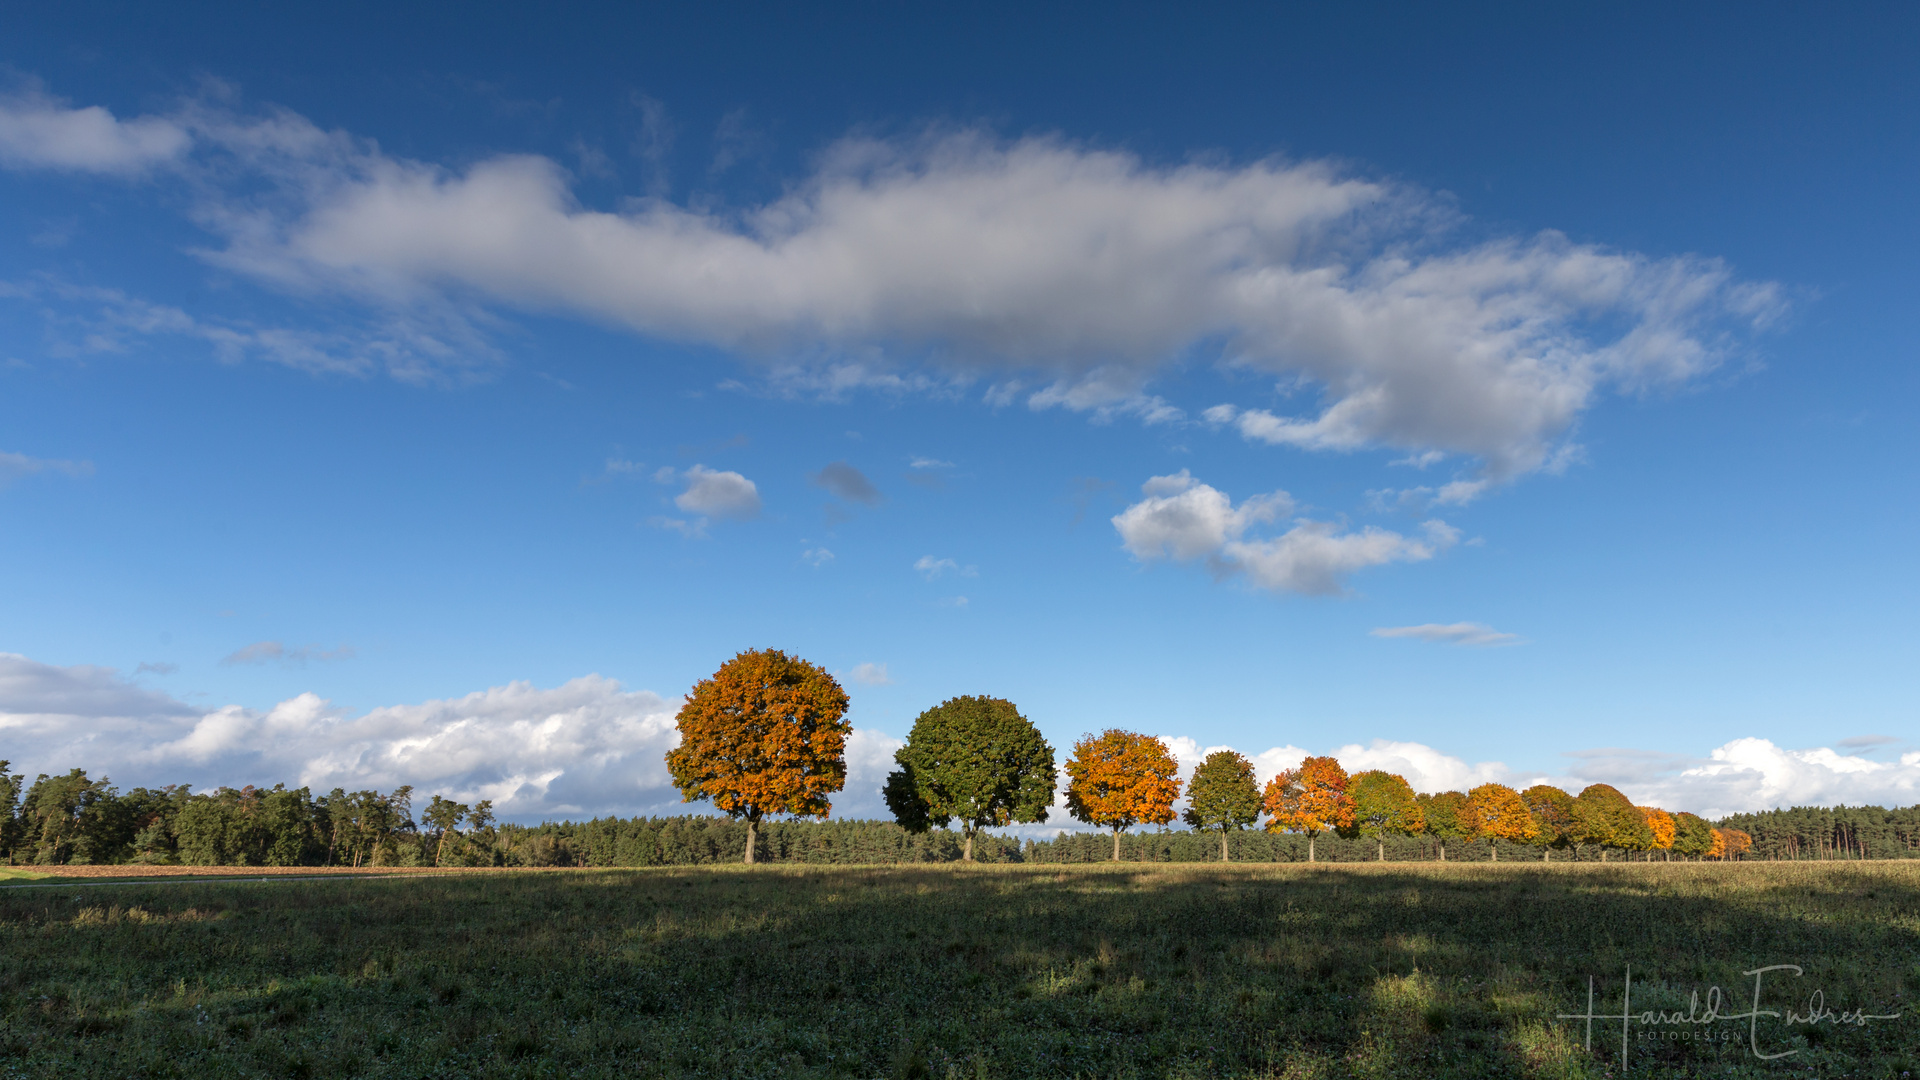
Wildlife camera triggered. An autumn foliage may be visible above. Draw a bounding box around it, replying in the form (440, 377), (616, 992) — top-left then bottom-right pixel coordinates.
(665, 649), (851, 863)
(1468, 783), (1539, 858)
(1262, 756), (1353, 862)
(1064, 730), (1182, 860)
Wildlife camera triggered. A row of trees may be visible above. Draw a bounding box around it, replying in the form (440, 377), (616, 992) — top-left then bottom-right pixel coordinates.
(0, 759), (498, 868)
(662, 650), (1760, 864)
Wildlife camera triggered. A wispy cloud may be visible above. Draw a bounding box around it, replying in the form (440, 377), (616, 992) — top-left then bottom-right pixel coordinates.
(0, 450), (94, 486)
(914, 555), (977, 581)
(847, 662), (892, 686)
(219, 641), (356, 666)
(1369, 622), (1521, 647)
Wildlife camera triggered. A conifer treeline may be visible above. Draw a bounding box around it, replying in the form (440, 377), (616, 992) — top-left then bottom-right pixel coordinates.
(5, 758), (1917, 867)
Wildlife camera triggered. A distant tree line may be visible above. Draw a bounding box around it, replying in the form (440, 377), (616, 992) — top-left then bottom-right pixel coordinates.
(4, 756), (1916, 868)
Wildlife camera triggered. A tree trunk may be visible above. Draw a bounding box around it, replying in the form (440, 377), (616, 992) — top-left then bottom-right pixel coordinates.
(1491, 839), (1498, 862)
(744, 814), (759, 865)
(1221, 828), (1229, 862)
(1438, 842), (1445, 862)
(435, 829), (453, 867)
(1308, 834), (1316, 863)
(1599, 849), (1607, 862)
(963, 825), (975, 862)
(1543, 846), (1550, 863)
(1112, 827), (1122, 862)
(1378, 839), (1384, 862)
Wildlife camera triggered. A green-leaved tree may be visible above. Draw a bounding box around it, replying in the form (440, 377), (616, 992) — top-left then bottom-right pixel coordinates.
(1670, 811), (1714, 859)
(884, 696), (1056, 861)
(1573, 783), (1654, 860)
(1182, 750), (1262, 861)
(424, 795), (471, 866)
(1418, 790), (1479, 861)
(1348, 770), (1425, 861)
(0, 760), (22, 865)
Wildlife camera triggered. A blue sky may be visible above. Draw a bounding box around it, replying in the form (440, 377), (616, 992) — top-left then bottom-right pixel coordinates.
(2, 3), (1916, 823)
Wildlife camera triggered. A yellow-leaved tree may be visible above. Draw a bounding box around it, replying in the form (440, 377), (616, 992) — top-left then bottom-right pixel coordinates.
(1468, 783), (1540, 861)
(1640, 806), (1676, 861)
(665, 649), (851, 864)
(1263, 756), (1353, 863)
(1063, 730), (1182, 861)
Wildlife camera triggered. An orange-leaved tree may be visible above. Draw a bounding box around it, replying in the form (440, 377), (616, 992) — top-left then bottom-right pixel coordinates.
(665, 648), (851, 864)
(1348, 770), (1424, 861)
(1640, 806), (1676, 861)
(1263, 756), (1353, 863)
(1063, 730), (1182, 861)
(1710, 826), (1752, 861)
(1468, 783), (1539, 861)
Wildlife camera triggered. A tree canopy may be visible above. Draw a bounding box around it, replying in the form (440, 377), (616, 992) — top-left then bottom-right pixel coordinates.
(1671, 811), (1714, 858)
(1573, 784), (1654, 855)
(1468, 783), (1539, 858)
(1263, 756), (1353, 862)
(1520, 785), (1576, 850)
(883, 695), (1056, 860)
(1063, 730), (1182, 861)
(1419, 791), (1479, 859)
(1347, 770), (1424, 860)
(1182, 750), (1262, 861)
(665, 648), (851, 864)
(1641, 806), (1676, 857)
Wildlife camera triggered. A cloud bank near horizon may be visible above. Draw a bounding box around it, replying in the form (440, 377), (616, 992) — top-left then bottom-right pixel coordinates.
(3, 652), (1913, 826)
(0, 84), (1781, 494)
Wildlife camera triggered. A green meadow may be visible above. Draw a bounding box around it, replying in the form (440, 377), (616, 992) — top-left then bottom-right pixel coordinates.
(2, 863), (1915, 1079)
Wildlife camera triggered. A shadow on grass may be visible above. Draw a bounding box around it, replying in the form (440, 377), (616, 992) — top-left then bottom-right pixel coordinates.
(2, 863), (1916, 1079)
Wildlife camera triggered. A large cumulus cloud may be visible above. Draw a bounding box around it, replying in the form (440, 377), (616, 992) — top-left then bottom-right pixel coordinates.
(0, 87), (1781, 487)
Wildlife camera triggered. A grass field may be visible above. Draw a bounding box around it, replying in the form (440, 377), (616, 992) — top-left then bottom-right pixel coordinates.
(2, 863), (1915, 1079)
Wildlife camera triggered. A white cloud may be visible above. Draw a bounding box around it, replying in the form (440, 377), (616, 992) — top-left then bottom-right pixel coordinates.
(219, 641), (356, 666)
(914, 555), (977, 581)
(1111, 469), (1291, 561)
(0, 651), (904, 822)
(0, 450), (94, 486)
(909, 456), (953, 469)
(670, 464), (760, 519)
(10, 85), (1772, 476)
(800, 547), (834, 567)
(1113, 472), (1451, 594)
(1370, 622), (1521, 647)
(1572, 738), (1920, 820)
(847, 662), (893, 686)
(0, 90), (189, 173)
